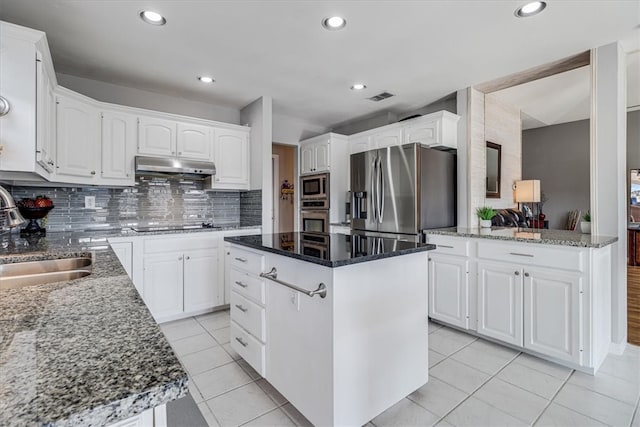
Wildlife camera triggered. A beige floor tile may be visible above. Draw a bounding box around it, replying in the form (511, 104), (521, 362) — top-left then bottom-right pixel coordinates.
(512, 353), (573, 380)
(171, 332), (219, 357)
(498, 361), (565, 399)
(428, 321), (444, 334)
(242, 408), (295, 426)
(535, 403), (607, 427)
(238, 358), (262, 380)
(161, 317), (206, 341)
(444, 396), (527, 427)
(207, 382), (276, 426)
(188, 377), (205, 403)
(408, 377), (468, 417)
(193, 362), (253, 400)
(598, 351), (640, 384)
(430, 358), (490, 393)
(451, 339), (518, 374)
(181, 346), (234, 375)
(632, 406), (640, 427)
(371, 398), (440, 427)
(197, 401), (221, 427)
(222, 343), (241, 360)
(473, 377), (549, 424)
(553, 383), (635, 426)
(197, 311), (231, 332)
(568, 369), (640, 405)
(256, 378), (288, 406)
(280, 403), (313, 427)
(429, 350), (446, 368)
(428, 327), (477, 356)
(210, 326), (231, 344)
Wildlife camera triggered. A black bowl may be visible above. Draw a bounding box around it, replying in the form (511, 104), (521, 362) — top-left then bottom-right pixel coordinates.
(18, 206), (54, 220)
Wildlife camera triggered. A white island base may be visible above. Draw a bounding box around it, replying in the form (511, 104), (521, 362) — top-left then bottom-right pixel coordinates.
(228, 245), (429, 426)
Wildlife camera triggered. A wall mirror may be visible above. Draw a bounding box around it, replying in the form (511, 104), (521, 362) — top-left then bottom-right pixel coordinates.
(486, 141), (501, 198)
(630, 169), (640, 222)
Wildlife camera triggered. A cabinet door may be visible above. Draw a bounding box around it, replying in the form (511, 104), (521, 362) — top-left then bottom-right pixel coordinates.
(101, 111), (135, 181)
(428, 254), (469, 329)
(143, 252), (184, 320)
(404, 120), (439, 146)
(36, 59), (55, 173)
(110, 241), (133, 279)
(177, 123), (211, 160)
(524, 268), (582, 364)
(184, 248), (219, 312)
(212, 128), (249, 188)
(56, 94), (99, 178)
(313, 140), (330, 172)
(137, 116), (176, 157)
(300, 144), (315, 174)
(372, 128), (402, 149)
(349, 135), (372, 154)
(477, 262), (523, 346)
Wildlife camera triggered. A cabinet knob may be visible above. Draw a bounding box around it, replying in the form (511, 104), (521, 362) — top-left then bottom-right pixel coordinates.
(90, 171), (96, 175)
(524, 272), (530, 277)
(178, 152), (182, 155)
(178, 256), (183, 261)
(186, 256), (190, 260)
(514, 271), (520, 276)
(172, 151), (175, 155)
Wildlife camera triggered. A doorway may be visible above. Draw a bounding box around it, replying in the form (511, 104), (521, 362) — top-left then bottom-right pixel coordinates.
(272, 143), (296, 233)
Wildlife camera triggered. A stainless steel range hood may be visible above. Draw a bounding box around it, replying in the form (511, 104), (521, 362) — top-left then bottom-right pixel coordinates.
(135, 156), (216, 178)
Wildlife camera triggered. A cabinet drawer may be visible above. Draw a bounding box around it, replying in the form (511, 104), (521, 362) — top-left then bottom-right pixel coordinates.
(144, 235), (218, 254)
(228, 246), (265, 274)
(231, 291), (266, 342)
(230, 268), (265, 304)
(477, 241), (584, 271)
(424, 235), (469, 256)
(231, 321), (265, 376)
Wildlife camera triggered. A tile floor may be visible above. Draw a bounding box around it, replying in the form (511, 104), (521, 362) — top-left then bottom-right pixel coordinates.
(161, 311), (640, 427)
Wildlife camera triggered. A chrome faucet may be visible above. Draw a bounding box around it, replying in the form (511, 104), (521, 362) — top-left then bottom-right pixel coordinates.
(0, 185), (26, 229)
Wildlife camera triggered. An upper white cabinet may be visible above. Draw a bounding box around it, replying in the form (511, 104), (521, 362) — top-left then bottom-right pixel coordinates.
(55, 91), (100, 180)
(137, 116), (176, 157)
(372, 128), (403, 149)
(300, 136), (331, 175)
(0, 21), (56, 179)
(177, 123), (211, 160)
(209, 127), (250, 190)
(101, 110), (136, 184)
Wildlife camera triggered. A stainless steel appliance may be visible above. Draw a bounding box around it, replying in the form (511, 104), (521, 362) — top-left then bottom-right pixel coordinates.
(351, 143), (456, 240)
(135, 156), (216, 178)
(300, 173), (329, 201)
(301, 209), (329, 234)
(300, 232), (329, 259)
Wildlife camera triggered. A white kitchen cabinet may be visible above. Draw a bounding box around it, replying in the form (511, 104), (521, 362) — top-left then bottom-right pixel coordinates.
(477, 261), (523, 347)
(183, 248), (218, 312)
(177, 123), (211, 160)
(101, 110), (136, 184)
(299, 136), (331, 174)
(55, 91), (100, 180)
(523, 267), (582, 364)
(372, 127), (403, 149)
(36, 57), (56, 174)
(209, 127), (250, 190)
(110, 241), (133, 279)
(137, 116), (176, 157)
(143, 252), (185, 320)
(349, 135), (373, 154)
(403, 111), (459, 150)
(300, 144), (315, 174)
(428, 254), (469, 329)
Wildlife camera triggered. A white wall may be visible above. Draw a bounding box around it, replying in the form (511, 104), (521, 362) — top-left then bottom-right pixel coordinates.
(241, 96), (273, 233)
(56, 73), (241, 124)
(272, 112), (328, 145)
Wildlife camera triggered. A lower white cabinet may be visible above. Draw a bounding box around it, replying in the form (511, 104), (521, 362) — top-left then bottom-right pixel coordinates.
(428, 254), (469, 329)
(144, 252), (185, 320)
(183, 249), (219, 313)
(477, 261), (523, 347)
(109, 241), (133, 279)
(107, 404), (166, 427)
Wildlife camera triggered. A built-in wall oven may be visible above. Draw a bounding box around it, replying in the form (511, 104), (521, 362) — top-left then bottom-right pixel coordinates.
(300, 232), (329, 259)
(301, 209), (329, 234)
(301, 173), (329, 201)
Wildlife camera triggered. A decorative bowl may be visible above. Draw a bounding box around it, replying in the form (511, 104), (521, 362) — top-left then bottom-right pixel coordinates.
(18, 206), (54, 220)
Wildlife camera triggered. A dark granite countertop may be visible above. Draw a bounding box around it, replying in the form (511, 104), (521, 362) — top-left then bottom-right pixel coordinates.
(424, 227), (618, 248)
(0, 233), (190, 425)
(225, 232), (435, 268)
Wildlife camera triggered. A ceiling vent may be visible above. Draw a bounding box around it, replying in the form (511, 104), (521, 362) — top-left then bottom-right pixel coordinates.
(367, 92), (395, 102)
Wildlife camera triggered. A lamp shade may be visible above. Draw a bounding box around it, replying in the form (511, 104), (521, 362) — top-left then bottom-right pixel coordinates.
(515, 180), (540, 203)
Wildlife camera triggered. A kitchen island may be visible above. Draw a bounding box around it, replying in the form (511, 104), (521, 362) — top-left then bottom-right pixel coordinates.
(225, 232), (435, 426)
(0, 232), (188, 426)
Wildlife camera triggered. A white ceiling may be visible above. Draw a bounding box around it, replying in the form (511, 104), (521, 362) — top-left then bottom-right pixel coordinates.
(0, 1), (638, 129)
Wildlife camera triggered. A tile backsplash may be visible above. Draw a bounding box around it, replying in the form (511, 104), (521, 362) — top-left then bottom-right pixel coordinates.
(7, 176), (262, 232)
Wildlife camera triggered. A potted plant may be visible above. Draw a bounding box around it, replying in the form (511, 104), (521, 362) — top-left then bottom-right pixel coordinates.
(476, 206), (496, 228)
(580, 211), (591, 234)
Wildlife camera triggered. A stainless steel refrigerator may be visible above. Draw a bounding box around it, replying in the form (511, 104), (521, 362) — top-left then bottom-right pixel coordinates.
(351, 143), (456, 240)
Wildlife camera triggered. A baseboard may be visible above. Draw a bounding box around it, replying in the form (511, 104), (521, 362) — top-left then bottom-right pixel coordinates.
(609, 340), (627, 355)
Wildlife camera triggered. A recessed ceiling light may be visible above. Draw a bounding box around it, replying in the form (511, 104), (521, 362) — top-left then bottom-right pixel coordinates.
(140, 10), (166, 25)
(198, 76), (214, 83)
(322, 16), (346, 30)
(515, 1), (547, 17)
(350, 83), (366, 90)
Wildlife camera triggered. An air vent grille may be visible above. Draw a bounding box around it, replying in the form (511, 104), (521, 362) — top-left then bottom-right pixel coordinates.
(368, 92), (395, 102)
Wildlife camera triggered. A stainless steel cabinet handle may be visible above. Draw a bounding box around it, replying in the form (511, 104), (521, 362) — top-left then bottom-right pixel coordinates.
(178, 152), (182, 155)
(437, 245), (454, 249)
(234, 257), (247, 263)
(509, 252), (534, 257)
(90, 171), (96, 175)
(0, 96), (10, 116)
(515, 271), (520, 276)
(235, 337), (248, 347)
(260, 267), (327, 299)
(524, 272), (530, 277)
(234, 280), (248, 288)
(234, 304), (248, 313)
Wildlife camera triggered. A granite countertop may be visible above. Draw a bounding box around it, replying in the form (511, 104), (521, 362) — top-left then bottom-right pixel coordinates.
(0, 234), (189, 425)
(225, 232), (435, 268)
(424, 227), (618, 248)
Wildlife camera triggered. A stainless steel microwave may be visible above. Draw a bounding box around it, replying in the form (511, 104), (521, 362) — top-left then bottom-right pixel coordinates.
(300, 173), (329, 201)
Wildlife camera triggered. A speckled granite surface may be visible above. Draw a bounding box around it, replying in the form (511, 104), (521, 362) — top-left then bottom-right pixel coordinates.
(424, 227), (618, 248)
(0, 231), (192, 426)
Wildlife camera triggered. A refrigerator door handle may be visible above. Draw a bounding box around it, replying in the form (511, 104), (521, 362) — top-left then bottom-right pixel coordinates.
(376, 156), (382, 223)
(370, 157), (377, 221)
(379, 156), (385, 223)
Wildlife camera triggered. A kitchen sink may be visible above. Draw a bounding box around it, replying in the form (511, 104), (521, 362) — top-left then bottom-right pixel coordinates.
(0, 257), (93, 290)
